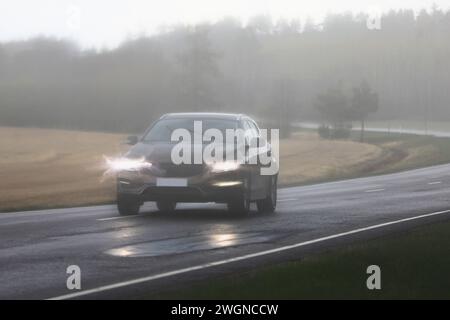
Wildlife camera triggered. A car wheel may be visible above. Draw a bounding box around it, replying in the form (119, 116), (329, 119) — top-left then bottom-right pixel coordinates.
(117, 194), (140, 216)
(257, 175), (277, 213)
(156, 201), (177, 213)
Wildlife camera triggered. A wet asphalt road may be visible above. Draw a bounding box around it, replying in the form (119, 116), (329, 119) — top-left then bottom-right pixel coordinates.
(2, 163), (450, 299)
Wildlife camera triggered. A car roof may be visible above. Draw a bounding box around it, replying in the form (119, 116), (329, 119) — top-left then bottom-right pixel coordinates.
(160, 112), (249, 121)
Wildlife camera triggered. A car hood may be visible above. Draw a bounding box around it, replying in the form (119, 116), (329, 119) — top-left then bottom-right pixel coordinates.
(126, 141), (242, 163)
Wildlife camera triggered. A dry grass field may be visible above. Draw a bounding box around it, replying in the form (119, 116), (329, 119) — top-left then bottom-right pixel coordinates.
(0, 126), (437, 212)
(279, 133), (382, 185)
(0, 127), (127, 211)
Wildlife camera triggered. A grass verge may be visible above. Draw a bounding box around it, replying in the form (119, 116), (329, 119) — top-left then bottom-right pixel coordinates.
(364, 132), (450, 174)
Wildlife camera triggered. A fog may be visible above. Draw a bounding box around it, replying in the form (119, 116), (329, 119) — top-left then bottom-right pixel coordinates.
(0, 9), (449, 133)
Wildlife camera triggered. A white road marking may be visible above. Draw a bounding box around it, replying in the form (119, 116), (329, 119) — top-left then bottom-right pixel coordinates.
(48, 208), (450, 300)
(428, 181), (442, 185)
(365, 188), (385, 193)
(277, 198), (298, 202)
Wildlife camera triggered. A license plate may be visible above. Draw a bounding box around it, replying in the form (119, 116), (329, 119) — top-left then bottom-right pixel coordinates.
(156, 178), (187, 187)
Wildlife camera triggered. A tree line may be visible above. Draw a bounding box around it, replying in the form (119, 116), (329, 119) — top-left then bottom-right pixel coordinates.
(0, 8), (449, 134)
(316, 80), (379, 141)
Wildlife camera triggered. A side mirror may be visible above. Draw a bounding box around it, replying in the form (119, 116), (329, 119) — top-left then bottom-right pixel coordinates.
(126, 135), (139, 145)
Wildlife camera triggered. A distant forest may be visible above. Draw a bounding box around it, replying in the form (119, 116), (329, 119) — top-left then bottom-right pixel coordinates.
(0, 8), (449, 133)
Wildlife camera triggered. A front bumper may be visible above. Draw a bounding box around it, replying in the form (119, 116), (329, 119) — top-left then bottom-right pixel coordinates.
(117, 169), (246, 203)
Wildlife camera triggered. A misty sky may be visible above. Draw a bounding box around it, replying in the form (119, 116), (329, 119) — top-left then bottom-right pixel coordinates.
(1, 0), (449, 49)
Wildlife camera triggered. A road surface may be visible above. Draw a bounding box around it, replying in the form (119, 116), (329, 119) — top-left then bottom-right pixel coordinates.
(2, 163), (450, 299)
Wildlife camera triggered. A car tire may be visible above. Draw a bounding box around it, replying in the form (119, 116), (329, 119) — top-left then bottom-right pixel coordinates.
(156, 201), (177, 213)
(117, 194), (141, 216)
(257, 175), (277, 213)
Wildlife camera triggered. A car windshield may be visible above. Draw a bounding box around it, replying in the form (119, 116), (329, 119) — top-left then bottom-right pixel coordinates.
(142, 118), (239, 142)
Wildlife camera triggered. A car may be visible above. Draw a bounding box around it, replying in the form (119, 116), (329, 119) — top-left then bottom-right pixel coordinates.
(114, 112), (278, 216)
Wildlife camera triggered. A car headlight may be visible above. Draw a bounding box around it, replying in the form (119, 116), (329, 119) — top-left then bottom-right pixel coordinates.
(209, 161), (240, 173)
(106, 156), (152, 172)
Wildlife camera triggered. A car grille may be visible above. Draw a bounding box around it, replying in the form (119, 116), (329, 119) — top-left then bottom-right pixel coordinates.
(155, 163), (205, 177)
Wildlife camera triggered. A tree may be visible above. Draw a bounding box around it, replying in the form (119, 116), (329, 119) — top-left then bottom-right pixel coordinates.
(315, 85), (350, 129)
(267, 78), (296, 138)
(350, 80), (379, 142)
